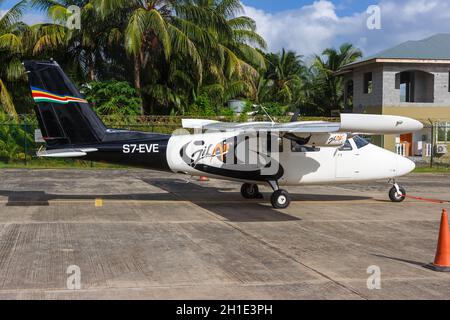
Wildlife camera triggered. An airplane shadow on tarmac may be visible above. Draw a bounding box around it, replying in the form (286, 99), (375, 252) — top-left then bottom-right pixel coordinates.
(0, 179), (372, 223)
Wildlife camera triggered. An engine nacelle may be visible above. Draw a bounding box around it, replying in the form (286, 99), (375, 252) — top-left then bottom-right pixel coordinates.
(285, 133), (348, 147)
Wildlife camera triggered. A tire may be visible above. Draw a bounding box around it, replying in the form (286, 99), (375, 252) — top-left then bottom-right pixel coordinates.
(241, 184), (260, 199)
(271, 190), (291, 209)
(389, 186), (406, 203)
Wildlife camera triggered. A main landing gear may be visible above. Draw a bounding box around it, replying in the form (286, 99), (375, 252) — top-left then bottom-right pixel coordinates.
(389, 181), (406, 203)
(240, 181), (291, 209)
(241, 183), (264, 199)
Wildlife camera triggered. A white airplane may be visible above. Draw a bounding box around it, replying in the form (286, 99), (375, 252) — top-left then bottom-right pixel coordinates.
(24, 60), (423, 209)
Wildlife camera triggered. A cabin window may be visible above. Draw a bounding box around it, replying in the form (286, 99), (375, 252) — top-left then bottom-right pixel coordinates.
(437, 122), (450, 143)
(266, 132), (283, 153)
(291, 141), (320, 153)
(278, 138), (284, 153)
(353, 136), (370, 149)
(339, 140), (353, 151)
(363, 72), (373, 94)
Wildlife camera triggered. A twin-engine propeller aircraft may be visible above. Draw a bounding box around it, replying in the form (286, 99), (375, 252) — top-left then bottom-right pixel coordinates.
(24, 60), (423, 209)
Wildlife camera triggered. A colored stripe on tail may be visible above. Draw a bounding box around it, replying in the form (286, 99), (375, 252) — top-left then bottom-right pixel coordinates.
(31, 87), (88, 104)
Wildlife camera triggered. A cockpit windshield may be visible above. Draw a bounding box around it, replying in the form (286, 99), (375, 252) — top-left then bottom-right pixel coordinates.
(353, 135), (370, 149)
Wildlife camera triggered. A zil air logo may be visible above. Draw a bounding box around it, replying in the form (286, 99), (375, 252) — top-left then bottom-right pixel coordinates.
(326, 134), (347, 145)
(189, 142), (230, 164)
(123, 144), (160, 154)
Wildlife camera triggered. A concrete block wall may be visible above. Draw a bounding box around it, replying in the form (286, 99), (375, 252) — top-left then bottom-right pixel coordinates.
(351, 65), (384, 109)
(382, 64), (450, 107)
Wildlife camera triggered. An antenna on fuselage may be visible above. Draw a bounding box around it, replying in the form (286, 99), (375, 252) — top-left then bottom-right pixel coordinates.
(254, 104), (276, 126)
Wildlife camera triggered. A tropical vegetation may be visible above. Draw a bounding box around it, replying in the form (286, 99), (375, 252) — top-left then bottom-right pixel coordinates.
(0, 0), (363, 120)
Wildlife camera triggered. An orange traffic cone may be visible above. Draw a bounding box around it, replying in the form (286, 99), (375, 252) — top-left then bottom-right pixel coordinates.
(198, 176), (209, 182)
(426, 209), (450, 272)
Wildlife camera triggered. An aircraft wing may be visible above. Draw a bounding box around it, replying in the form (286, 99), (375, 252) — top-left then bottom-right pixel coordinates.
(182, 119), (340, 133)
(36, 148), (98, 158)
(182, 114), (423, 135)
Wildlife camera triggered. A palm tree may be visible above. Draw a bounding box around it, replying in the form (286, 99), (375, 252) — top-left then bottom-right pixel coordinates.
(94, 0), (267, 114)
(30, 0), (125, 82)
(0, 0), (30, 119)
(1, 0), (267, 116)
(94, 0), (222, 114)
(195, 0), (267, 105)
(313, 43), (362, 114)
(265, 49), (304, 105)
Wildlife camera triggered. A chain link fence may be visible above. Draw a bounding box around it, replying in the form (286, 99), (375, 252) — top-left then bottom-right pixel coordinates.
(394, 123), (450, 169)
(0, 118), (182, 167)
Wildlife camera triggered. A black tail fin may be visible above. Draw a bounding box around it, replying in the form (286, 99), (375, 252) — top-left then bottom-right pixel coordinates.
(24, 60), (107, 147)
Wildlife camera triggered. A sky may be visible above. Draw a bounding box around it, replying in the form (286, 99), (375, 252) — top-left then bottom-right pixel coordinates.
(242, 0), (374, 16)
(241, 0), (450, 60)
(3, 0), (450, 59)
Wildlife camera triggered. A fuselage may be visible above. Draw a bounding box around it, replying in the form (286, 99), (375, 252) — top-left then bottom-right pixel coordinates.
(78, 130), (415, 186)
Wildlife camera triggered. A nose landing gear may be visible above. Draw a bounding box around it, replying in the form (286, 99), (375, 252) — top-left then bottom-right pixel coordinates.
(271, 190), (291, 209)
(268, 180), (291, 209)
(389, 182), (406, 202)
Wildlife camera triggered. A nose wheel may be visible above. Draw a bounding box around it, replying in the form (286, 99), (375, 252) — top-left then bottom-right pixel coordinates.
(267, 180), (291, 209)
(271, 190), (291, 209)
(389, 183), (406, 202)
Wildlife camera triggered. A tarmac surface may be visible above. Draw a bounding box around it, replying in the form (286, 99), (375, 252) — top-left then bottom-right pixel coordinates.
(0, 169), (449, 300)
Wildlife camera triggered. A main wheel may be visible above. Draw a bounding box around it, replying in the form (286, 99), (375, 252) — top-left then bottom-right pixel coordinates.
(389, 186), (406, 202)
(271, 190), (291, 209)
(241, 184), (262, 199)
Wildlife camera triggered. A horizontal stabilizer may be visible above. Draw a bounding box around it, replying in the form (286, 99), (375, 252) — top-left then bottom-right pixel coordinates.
(37, 148), (98, 158)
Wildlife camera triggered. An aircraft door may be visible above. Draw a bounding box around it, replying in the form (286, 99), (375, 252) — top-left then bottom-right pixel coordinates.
(335, 139), (360, 178)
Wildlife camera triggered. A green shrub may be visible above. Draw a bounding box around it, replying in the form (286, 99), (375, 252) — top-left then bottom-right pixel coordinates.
(187, 95), (216, 117)
(81, 81), (142, 116)
(0, 111), (34, 163)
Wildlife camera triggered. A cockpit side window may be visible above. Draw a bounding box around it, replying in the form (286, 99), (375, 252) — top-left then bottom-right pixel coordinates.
(339, 140), (353, 151)
(291, 141), (320, 153)
(353, 135), (370, 149)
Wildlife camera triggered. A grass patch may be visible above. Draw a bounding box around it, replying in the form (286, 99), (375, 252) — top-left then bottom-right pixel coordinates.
(414, 166), (450, 173)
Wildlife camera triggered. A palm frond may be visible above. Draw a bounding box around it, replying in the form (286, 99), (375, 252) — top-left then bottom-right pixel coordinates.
(0, 33), (23, 52)
(125, 8), (171, 59)
(167, 24), (202, 82)
(0, 0), (27, 31)
(0, 79), (18, 120)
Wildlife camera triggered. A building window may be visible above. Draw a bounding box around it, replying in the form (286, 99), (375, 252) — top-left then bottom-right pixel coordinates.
(400, 72), (412, 102)
(437, 122), (450, 143)
(363, 72), (373, 94)
(345, 80), (354, 109)
(398, 70), (434, 103)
